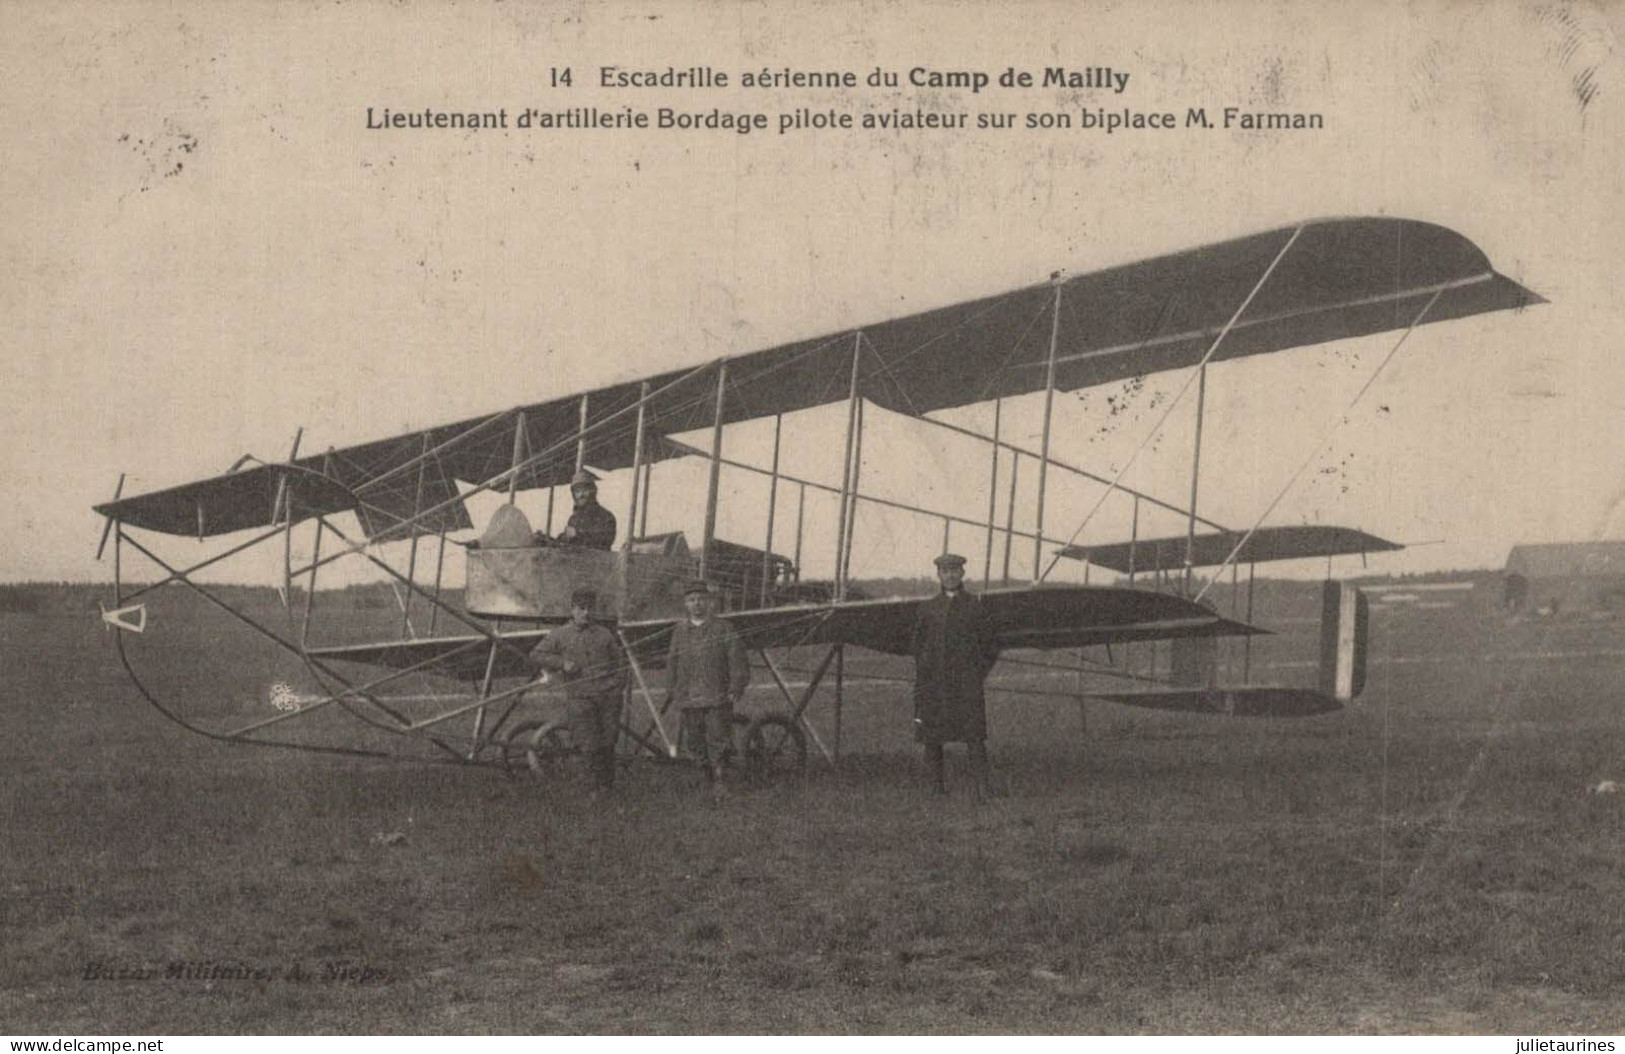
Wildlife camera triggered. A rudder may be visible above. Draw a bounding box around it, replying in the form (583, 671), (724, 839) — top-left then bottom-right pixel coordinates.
(1318, 580), (1368, 702)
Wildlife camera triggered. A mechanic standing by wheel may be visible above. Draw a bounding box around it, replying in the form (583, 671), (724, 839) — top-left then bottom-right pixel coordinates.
(529, 588), (626, 793)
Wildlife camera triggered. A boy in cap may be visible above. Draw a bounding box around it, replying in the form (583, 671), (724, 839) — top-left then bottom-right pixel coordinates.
(664, 579), (750, 792)
(529, 587), (625, 791)
(910, 553), (1000, 796)
(559, 468), (618, 550)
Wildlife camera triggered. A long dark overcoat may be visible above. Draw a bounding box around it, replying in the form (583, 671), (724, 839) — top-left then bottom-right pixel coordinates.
(910, 590), (999, 744)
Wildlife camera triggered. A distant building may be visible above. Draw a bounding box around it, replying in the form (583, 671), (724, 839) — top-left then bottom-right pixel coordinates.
(1504, 541), (1625, 613)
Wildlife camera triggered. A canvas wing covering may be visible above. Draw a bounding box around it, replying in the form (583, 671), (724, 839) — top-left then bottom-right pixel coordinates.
(96, 218), (1540, 539)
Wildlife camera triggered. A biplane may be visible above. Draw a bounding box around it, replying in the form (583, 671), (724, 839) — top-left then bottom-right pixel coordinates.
(92, 217), (1541, 780)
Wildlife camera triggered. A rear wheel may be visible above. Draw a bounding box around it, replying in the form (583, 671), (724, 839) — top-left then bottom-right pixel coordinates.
(741, 714), (806, 785)
(524, 721), (574, 780)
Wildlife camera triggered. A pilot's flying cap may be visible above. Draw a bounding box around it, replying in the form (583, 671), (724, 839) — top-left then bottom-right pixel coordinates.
(571, 468), (599, 486)
(933, 552), (967, 569)
(683, 579), (713, 597)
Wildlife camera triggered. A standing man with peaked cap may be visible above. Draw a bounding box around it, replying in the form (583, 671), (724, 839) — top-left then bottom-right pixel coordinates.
(665, 579), (750, 792)
(910, 553), (1001, 796)
(529, 587), (625, 792)
(560, 468), (618, 550)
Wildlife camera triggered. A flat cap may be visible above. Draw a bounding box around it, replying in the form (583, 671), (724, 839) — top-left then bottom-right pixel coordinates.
(570, 468), (599, 486)
(682, 579), (713, 597)
(933, 552), (967, 569)
(569, 587), (598, 607)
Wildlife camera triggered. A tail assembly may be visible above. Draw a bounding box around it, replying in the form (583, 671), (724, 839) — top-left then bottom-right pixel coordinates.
(1318, 580), (1369, 703)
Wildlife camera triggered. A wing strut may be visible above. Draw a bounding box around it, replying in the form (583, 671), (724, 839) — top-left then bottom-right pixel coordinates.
(1194, 288), (1443, 603)
(699, 360), (728, 580)
(833, 333), (862, 600)
(1040, 224), (1305, 582)
(1032, 278), (1064, 581)
(618, 628), (676, 757)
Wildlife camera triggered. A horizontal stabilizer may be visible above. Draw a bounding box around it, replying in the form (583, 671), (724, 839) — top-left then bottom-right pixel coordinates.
(1058, 525), (1401, 573)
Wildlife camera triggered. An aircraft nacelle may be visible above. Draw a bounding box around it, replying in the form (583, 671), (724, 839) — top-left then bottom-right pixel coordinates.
(464, 505), (692, 622)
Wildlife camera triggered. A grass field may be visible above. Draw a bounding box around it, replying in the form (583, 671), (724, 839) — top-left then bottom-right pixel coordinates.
(3, 585), (1625, 1034)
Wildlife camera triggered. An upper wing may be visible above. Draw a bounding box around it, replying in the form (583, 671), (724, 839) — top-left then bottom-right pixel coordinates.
(1059, 525), (1402, 574)
(97, 218), (1540, 539)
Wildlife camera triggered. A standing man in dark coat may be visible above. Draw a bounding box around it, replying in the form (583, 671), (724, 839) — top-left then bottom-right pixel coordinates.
(559, 468), (618, 550)
(910, 552), (1000, 795)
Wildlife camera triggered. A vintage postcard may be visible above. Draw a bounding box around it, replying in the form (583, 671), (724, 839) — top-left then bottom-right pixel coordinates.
(3, 0), (1623, 1037)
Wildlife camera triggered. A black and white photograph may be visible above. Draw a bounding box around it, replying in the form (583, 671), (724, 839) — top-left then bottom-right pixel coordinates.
(3, 0), (1623, 1037)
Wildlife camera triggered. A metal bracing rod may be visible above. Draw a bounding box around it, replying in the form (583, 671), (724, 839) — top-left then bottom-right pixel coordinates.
(1014, 272), (1496, 379)
(842, 397), (865, 588)
(119, 523), (290, 605)
(427, 530), (446, 636)
(761, 413), (782, 605)
(469, 640), (501, 759)
(1032, 283), (1064, 582)
(908, 411), (1230, 535)
(281, 485), (295, 611)
(508, 412), (527, 503)
(111, 630), (401, 762)
(355, 407), (518, 495)
(661, 437), (1071, 551)
(833, 333), (862, 600)
(574, 395), (589, 473)
(115, 532), (428, 737)
(546, 486), (555, 534)
(618, 629), (676, 756)
(269, 427), (305, 528)
(402, 435), (433, 636)
(1040, 225), (1305, 583)
(793, 481), (805, 577)
(941, 517), (951, 555)
(758, 648), (836, 765)
(225, 637), (493, 738)
(700, 360), (728, 580)
(312, 515), (536, 671)
(1193, 287), (1443, 604)
(626, 381), (649, 545)
(288, 358), (718, 578)
(982, 398), (1001, 588)
(300, 516), (323, 651)
(1002, 450), (1021, 585)
(1183, 362), (1209, 596)
(401, 676), (543, 734)
(639, 461), (652, 537)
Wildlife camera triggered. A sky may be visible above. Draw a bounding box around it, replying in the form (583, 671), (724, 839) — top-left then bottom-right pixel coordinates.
(3, 0), (1623, 588)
